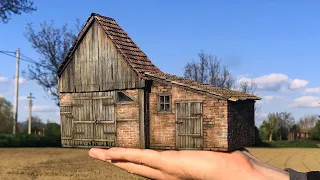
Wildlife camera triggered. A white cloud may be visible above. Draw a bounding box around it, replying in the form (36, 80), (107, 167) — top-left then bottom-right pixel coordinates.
(289, 79), (308, 89)
(305, 87), (320, 94)
(238, 73), (308, 92)
(236, 74), (250, 80)
(18, 77), (26, 85)
(289, 96), (320, 108)
(257, 95), (286, 104)
(256, 112), (268, 118)
(0, 76), (8, 83)
(24, 105), (59, 112)
(18, 96), (28, 100)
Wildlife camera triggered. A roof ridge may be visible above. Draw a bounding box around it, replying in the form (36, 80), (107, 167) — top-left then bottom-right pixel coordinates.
(91, 12), (115, 21)
(58, 13), (162, 77)
(144, 72), (260, 101)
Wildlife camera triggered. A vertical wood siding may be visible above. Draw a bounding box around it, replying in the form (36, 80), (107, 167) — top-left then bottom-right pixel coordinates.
(60, 92), (116, 147)
(58, 20), (143, 93)
(60, 104), (73, 146)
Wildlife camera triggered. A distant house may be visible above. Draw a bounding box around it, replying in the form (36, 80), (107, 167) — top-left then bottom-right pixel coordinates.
(288, 131), (310, 141)
(57, 13), (260, 151)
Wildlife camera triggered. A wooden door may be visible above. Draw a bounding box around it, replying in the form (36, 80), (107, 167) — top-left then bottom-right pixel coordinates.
(176, 101), (203, 149)
(72, 93), (94, 146)
(71, 92), (116, 147)
(60, 104), (73, 146)
(92, 92), (116, 146)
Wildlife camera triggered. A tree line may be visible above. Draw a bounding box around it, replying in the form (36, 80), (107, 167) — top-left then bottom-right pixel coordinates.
(259, 112), (320, 141)
(0, 97), (60, 136)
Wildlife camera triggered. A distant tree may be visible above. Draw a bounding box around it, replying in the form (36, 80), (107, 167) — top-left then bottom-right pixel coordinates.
(260, 113), (279, 141)
(0, 0), (36, 23)
(23, 115), (45, 133)
(184, 50), (235, 89)
(310, 120), (320, 140)
(0, 97), (13, 133)
(24, 20), (82, 105)
(44, 121), (60, 137)
(239, 79), (257, 95)
(290, 124), (300, 134)
(298, 115), (318, 133)
(277, 112), (295, 140)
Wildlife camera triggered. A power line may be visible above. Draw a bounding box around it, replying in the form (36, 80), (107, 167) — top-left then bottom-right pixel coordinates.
(0, 50), (15, 54)
(0, 50), (51, 69)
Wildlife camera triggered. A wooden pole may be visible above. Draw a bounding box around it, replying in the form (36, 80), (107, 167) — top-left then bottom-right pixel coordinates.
(27, 92), (35, 134)
(12, 48), (20, 134)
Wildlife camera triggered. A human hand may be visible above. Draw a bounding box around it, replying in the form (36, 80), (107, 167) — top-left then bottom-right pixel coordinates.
(89, 147), (289, 180)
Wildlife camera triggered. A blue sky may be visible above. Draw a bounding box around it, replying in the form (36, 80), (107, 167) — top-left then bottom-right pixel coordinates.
(0, 1), (320, 126)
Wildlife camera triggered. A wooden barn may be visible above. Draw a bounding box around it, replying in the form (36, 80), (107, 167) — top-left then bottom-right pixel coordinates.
(57, 13), (260, 151)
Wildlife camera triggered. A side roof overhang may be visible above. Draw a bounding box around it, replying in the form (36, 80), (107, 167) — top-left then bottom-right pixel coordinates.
(144, 72), (261, 102)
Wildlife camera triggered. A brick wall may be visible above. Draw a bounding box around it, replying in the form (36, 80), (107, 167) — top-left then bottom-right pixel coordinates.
(149, 81), (229, 150)
(149, 83), (176, 148)
(116, 89), (140, 148)
(227, 100), (255, 151)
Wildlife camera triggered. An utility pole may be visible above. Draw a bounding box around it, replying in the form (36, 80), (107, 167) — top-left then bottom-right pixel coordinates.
(12, 48), (20, 134)
(27, 92), (35, 134)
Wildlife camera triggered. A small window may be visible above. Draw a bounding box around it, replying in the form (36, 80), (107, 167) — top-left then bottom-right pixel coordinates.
(158, 95), (171, 112)
(117, 91), (134, 103)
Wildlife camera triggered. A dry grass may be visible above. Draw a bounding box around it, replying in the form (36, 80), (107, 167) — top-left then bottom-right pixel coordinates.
(0, 148), (319, 180)
(0, 148), (147, 180)
(247, 148), (320, 172)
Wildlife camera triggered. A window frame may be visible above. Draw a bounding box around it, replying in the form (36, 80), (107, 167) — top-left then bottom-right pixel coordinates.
(157, 94), (172, 113)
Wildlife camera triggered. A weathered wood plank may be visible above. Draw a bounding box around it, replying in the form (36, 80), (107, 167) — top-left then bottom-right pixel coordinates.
(176, 102), (203, 149)
(117, 119), (139, 122)
(138, 86), (145, 146)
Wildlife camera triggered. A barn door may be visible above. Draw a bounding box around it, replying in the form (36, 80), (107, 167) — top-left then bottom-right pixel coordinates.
(92, 92), (116, 146)
(71, 92), (116, 147)
(176, 101), (203, 149)
(72, 93), (94, 146)
(60, 104), (73, 146)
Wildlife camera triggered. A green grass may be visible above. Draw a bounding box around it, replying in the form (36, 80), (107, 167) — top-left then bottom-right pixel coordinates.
(255, 140), (320, 148)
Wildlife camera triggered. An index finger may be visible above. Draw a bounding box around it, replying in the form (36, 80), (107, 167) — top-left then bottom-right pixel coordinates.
(89, 147), (167, 170)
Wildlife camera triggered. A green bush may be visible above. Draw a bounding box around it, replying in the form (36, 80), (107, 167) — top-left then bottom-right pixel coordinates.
(310, 120), (320, 141)
(0, 134), (61, 147)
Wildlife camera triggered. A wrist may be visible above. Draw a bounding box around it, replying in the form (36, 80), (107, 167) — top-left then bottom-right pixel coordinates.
(251, 159), (290, 180)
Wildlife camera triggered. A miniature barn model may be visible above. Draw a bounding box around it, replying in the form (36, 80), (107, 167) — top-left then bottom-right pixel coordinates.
(57, 13), (260, 151)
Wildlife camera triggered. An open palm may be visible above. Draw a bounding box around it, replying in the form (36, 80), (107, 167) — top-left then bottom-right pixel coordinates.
(89, 147), (290, 180)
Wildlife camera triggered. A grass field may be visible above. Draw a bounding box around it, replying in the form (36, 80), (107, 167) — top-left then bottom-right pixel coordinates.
(0, 148), (319, 180)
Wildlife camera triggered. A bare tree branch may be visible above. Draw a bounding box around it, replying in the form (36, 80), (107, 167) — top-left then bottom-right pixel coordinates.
(24, 20), (80, 105)
(184, 50), (235, 89)
(0, 0), (36, 23)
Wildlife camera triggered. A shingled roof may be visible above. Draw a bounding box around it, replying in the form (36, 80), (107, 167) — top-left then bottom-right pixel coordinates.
(144, 72), (260, 101)
(57, 13), (162, 77)
(57, 13), (260, 101)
